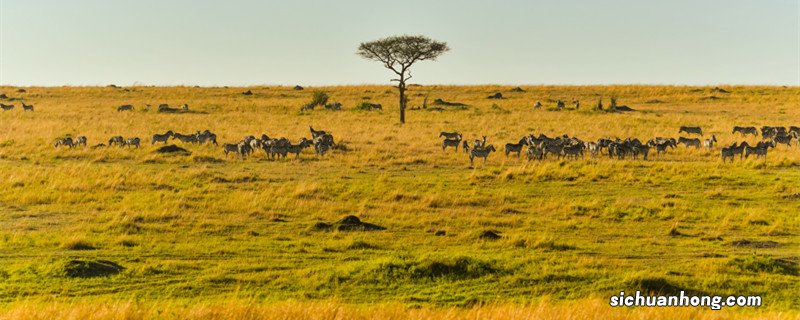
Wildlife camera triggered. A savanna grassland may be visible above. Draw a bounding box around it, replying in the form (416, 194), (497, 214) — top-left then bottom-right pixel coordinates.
(0, 85), (798, 319)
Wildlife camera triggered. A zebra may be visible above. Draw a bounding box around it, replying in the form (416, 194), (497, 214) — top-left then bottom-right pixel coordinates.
(310, 126), (328, 139)
(196, 130), (218, 145)
(526, 145), (544, 161)
(324, 102), (343, 110)
(632, 145), (650, 160)
(556, 100), (565, 110)
(300, 103), (315, 111)
(223, 143), (240, 158)
(442, 137), (461, 152)
(677, 137), (701, 148)
(772, 132), (797, 147)
(173, 133), (198, 144)
(313, 134), (335, 155)
(533, 101), (542, 109)
(0, 103), (14, 111)
(560, 144), (584, 160)
(117, 104), (133, 112)
(720, 146), (737, 163)
(286, 138), (313, 158)
(469, 145), (496, 166)
(703, 135), (717, 149)
(238, 141), (252, 158)
(586, 141), (599, 157)
(152, 130), (174, 144)
(504, 139), (527, 157)
(678, 126), (703, 136)
(54, 137), (74, 148)
(181, 104), (189, 111)
(21, 103), (34, 112)
(573, 100), (580, 109)
(732, 126), (757, 136)
(75, 136), (87, 147)
(108, 136), (125, 147)
(124, 137), (141, 148)
(462, 140), (470, 154)
(439, 131), (461, 140)
(745, 144), (771, 160)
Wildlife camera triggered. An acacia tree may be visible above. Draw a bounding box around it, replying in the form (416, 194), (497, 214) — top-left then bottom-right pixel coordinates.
(357, 35), (449, 124)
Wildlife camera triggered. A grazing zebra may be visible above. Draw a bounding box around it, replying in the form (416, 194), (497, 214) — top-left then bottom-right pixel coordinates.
(117, 104), (133, 112)
(173, 133), (198, 144)
(0, 103), (14, 111)
(469, 145), (496, 166)
(439, 131), (461, 140)
(720, 146), (737, 163)
(108, 136), (125, 147)
(703, 135), (717, 149)
(75, 136), (87, 147)
(633, 145), (650, 160)
(54, 137), (74, 148)
(152, 130), (174, 144)
(286, 138), (312, 158)
(21, 103), (34, 112)
(238, 141), (252, 158)
(677, 137), (701, 148)
(533, 101), (542, 109)
(300, 103), (315, 111)
(324, 102), (343, 110)
(732, 126), (757, 136)
(124, 137), (141, 148)
(678, 126), (703, 136)
(442, 137), (461, 152)
(504, 140), (527, 157)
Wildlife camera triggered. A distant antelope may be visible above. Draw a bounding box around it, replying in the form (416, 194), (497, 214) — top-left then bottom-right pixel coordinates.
(117, 104), (133, 112)
(678, 126), (703, 136)
(469, 145), (496, 166)
(21, 103), (34, 111)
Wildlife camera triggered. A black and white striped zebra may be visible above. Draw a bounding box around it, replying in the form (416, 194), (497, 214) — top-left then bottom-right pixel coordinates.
(108, 136), (125, 147)
(152, 130), (174, 144)
(54, 137), (74, 148)
(117, 104), (133, 112)
(469, 145), (496, 166)
(124, 137), (141, 148)
(678, 126), (703, 136)
(21, 103), (34, 112)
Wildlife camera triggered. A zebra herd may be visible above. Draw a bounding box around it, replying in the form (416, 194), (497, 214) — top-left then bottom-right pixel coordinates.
(222, 127), (336, 159)
(440, 125), (800, 165)
(52, 127), (335, 160)
(117, 103), (189, 112)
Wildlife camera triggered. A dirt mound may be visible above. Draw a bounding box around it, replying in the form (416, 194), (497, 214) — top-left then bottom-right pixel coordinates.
(432, 99), (467, 107)
(242, 90), (253, 95)
(293, 85), (304, 90)
(712, 87), (731, 94)
(17, 89), (26, 93)
(700, 96), (722, 101)
(63, 260), (124, 278)
(155, 144), (190, 154)
(479, 230), (501, 240)
(312, 215), (385, 232)
(611, 106), (635, 112)
(730, 239), (780, 248)
(487, 92), (504, 99)
(509, 87), (525, 92)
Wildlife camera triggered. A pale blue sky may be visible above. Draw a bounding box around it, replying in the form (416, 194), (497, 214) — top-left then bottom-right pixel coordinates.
(1, 0), (798, 86)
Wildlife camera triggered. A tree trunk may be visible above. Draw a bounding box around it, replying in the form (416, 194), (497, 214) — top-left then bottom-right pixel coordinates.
(398, 81), (406, 124)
